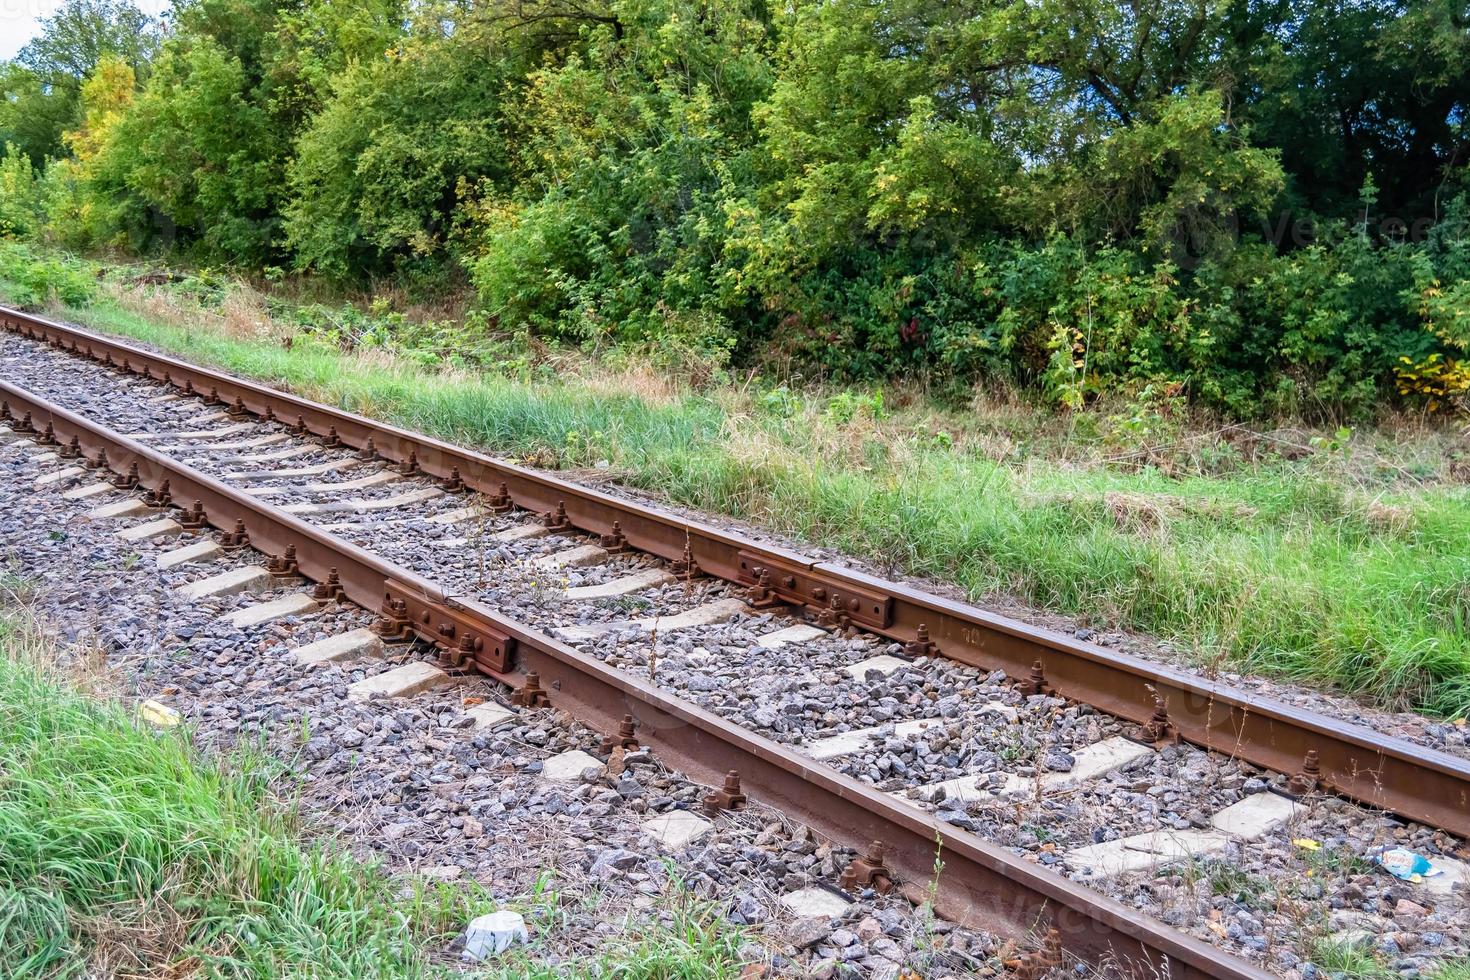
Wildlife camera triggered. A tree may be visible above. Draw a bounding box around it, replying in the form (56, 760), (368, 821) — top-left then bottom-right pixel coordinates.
(0, 0), (159, 165)
(15, 0), (159, 82)
(284, 21), (514, 278)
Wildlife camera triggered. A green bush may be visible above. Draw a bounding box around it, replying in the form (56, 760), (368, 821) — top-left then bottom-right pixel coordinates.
(0, 242), (95, 307)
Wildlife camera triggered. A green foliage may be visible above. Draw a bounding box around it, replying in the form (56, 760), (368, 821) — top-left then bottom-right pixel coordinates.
(100, 35), (282, 261)
(285, 23), (513, 278)
(0, 241), (95, 307)
(3, 0), (1469, 416)
(0, 143), (43, 238)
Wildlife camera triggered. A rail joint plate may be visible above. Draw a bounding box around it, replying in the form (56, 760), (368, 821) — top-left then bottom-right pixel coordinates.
(383, 580), (515, 672)
(736, 550), (892, 630)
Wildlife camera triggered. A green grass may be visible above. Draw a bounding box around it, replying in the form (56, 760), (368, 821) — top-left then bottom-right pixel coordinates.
(0, 613), (478, 977)
(4, 240), (1470, 717)
(0, 607), (747, 977)
(1310, 937), (1470, 979)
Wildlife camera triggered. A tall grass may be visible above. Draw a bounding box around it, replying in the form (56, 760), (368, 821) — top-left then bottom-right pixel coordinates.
(3, 247), (1469, 717)
(0, 614), (477, 977)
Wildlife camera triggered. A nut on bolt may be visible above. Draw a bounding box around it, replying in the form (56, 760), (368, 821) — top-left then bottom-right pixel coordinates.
(1005, 929), (1063, 980)
(218, 519), (250, 550)
(311, 567), (345, 604)
(511, 671), (551, 708)
(1288, 749), (1322, 796)
(839, 840), (894, 895)
(599, 714), (640, 754)
(904, 624), (936, 657)
(703, 771), (748, 814)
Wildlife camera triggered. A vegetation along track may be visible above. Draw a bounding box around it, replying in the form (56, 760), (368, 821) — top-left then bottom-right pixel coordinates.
(1, 304), (1467, 977)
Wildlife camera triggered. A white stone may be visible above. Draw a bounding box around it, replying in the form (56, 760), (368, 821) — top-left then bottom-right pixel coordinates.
(804, 718), (947, 761)
(566, 568), (675, 599)
(292, 628), (384, 666)
(61, 481), (114, 501)
(117, 518), (183, 543)
(430, 506), (486, 525)
(230, 445), (314, 464)
(28, 451), (59, 464)
(491, 523), (548, 542)
(1066, 830), (1232, 878)
(178, 566), (271, 598)
(1207, 792), (1302, 838)
(781, 887), (851, 918)
(842, 654), (910, 680)
(644, 810), (714, 849)
(757, 624), (828, 649)
(1424, 855), (1469, 898)
(227, 593), (320, 628)
(156, 538), (223, 570)
(542, 749), (604, 782)
(348, 661), (448, 699)
(554, 598), (747, 642)
(282, 486), (442, 515)
(908, 736), (1155, 806)
(134, 421), (252, 441)
(532, 544), (608, 569)
(168, 433), (289, 453)
(304, 470), (398, 492)
(228, 458), (359, 480)
(87, 498), (152, 520)
(1066, 790), (1303, 879)
(463, 703), (516, 729)
(35, 466), (84, 487)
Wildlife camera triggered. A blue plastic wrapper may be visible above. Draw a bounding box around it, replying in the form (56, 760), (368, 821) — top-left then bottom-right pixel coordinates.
(1374, 846), (1438, 882)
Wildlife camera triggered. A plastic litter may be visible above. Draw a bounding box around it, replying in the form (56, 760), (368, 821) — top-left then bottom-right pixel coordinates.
(1374, 846), (1444, 883)
(139, 699), (181, 727)
(462, 910), (528, 961)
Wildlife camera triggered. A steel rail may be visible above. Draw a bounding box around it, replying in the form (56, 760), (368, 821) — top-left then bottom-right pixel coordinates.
(5, 307), (1469, 842)
(0, 376), (1274, 980)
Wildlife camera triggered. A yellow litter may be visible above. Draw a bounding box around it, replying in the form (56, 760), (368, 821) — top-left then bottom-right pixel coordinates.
(139, 699), (182, 727)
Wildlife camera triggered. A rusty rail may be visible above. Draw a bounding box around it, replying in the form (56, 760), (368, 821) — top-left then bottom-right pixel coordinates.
(5, 308), (1470, 843)
(0, 377), (1275, 979)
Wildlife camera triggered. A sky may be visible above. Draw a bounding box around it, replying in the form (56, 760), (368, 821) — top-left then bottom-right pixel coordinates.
(1, 0), (68, 60)
(1, 0), (171, 61)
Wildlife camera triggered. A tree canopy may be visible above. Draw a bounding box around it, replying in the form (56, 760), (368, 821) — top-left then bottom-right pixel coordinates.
(1, 0), (1467, 417)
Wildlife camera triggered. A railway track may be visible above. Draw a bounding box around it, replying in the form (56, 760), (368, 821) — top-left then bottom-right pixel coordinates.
(2, 304), (1466, 978)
